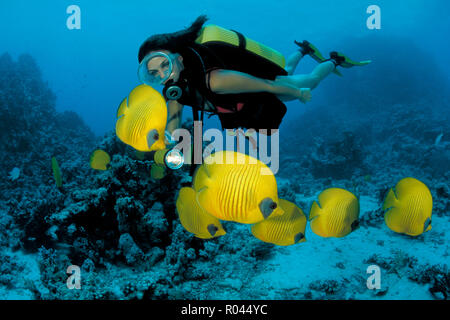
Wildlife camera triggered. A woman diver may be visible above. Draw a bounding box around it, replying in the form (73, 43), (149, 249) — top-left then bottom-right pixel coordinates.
(137, 15), (370, 135)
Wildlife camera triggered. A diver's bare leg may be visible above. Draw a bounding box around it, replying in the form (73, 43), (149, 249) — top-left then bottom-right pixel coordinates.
(285, 51), (304, 75)
(277, 60), (335, 90)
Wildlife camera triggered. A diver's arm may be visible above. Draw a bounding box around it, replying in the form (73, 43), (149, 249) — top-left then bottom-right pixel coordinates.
(166, 100), (183, 133)
(208, 69), (309, 102)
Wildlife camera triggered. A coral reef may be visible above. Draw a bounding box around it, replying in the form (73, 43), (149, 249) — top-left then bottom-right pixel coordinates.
(309, 131), (365, 180)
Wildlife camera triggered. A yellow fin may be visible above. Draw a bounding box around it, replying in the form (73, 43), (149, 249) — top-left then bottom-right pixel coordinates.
(382, 188), (399, 211)
(309, 201), (321, 221)
(192, 164), (213, 190)
(116, 97), (128, 118)
(195, 186), (210, 212)
(309, 200), (331, 237)
(384, 206), (404, 234)
(177, 187), (226, 239)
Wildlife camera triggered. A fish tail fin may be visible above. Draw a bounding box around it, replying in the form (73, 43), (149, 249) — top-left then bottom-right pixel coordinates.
(309, 201), (328, 237)
(308, 201), (321, 221)
(382, 188), (399, 211)
(195, 186), (210, 211)
(176, 187), (193, 213)
(382, 187), (403, 232)
(424, 217), (432, 233)
(116, 97), (128, 118)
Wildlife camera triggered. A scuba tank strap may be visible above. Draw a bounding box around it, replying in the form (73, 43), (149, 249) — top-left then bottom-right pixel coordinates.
(231, 30), (247, 50)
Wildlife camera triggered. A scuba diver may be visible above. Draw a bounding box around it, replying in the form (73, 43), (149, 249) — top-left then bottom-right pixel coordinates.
(137, 15), (370, 136)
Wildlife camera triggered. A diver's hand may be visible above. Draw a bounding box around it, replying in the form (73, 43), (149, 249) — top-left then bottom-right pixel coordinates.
(298, 88), (311, 103)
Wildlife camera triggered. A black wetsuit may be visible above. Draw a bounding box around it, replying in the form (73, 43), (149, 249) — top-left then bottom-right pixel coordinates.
(169, 42), (288, 133)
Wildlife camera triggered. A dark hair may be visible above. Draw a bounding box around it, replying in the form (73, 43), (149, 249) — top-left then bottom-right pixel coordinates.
(138, 15), (209, 63)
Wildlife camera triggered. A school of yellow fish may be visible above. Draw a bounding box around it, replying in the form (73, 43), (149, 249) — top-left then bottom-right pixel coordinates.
(175, 150), (434, 245)
(109, 85), (435, 245)
(176, 150), (360, 245)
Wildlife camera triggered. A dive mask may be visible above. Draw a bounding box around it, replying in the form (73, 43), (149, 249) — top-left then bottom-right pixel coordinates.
(138, 52), (178, 86)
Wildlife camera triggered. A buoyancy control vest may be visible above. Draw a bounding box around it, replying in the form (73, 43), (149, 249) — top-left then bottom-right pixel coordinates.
(164, 24), (288, 132)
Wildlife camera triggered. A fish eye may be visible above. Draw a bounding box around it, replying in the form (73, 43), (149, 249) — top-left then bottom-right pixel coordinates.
(270, 202), (277, 210)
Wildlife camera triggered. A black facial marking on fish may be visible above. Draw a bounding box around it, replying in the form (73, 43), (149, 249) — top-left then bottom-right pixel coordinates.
(259, 198), (276, 219)
(294, 232), (305, 243)
(207, 224), (218, 236)
(147, 129), (158, 148)
(351, 220), (360, 231)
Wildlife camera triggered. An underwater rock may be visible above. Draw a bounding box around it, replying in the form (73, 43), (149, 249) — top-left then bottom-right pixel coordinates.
(118, 233), (144, 265)
(359, 209), (384, 228)
(372, 285), (389, 297)
(308, 279), (342, 297)
(81, 258), (95, 273)
(409, 264), (449, 300)
(0, 252), (25, 289)
(278, 181), (298, 203)
(138, 202), (169, 245)
(309, 131), (365, 180)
